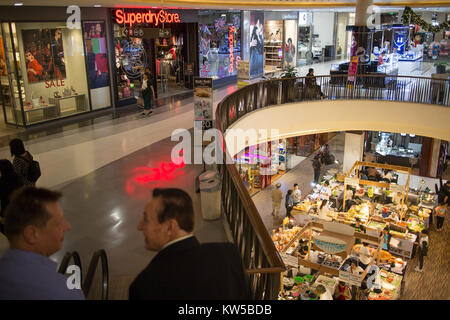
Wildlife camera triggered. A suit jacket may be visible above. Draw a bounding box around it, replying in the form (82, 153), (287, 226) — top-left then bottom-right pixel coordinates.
(129, 236), (252, 300)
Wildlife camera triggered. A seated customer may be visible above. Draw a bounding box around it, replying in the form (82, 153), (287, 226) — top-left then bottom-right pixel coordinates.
(129, 188), (251, 300)
(0, 187), (85, 300)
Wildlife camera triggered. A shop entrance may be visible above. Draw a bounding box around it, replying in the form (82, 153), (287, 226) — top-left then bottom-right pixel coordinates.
(113, 20), (196, 107)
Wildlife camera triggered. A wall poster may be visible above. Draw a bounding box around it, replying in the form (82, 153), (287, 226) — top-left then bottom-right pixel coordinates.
(83, 21), (109, 89)
(21, 28), (66, 83)
(249, 11), (264, 78)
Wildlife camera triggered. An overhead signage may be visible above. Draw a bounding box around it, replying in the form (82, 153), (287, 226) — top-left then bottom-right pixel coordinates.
(114, 9), (181, 27)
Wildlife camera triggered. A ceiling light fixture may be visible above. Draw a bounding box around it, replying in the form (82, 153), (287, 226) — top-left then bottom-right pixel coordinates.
(94, 4), (102, 7)
(14, 2), (23, 6)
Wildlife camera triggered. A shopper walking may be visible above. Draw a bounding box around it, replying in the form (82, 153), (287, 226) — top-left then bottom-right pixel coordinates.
(312, 154), (321, 184)
(435, 201), (447, 231)
(9, 138), (38, 186)
(271, 183), (283, 217)
(0, 160), (24, 234)
(285, 189), (294, 219)
(414, 229), (429, 272)
(140, 72), (156, 117)
(292, 183), (302, 205)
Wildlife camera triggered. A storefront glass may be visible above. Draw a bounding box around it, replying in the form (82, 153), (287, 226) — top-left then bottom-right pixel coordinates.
(198, 11), (241, 80)
(113, 24), (144, 104)
(0, 22), (92, 126)
(83, 21), (111, 110)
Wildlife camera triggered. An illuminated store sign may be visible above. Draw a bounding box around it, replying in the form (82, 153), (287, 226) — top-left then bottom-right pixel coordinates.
(228, 26), (235, 74)
(114, 9), (181, 27)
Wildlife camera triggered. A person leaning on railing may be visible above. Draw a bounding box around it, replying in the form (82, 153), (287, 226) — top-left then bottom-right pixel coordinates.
(305, 68), (324, 99)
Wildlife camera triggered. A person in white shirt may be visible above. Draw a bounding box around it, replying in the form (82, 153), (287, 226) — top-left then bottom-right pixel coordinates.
(382, 169), (393, 182)
(350, 260), (364, 275)
(358, 243), (372, 268)
(292, 183), (302, 205)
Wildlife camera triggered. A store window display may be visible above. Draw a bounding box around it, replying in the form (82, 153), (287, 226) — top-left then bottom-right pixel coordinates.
(2, 22), (91, 126)
(83, 21), (111, 110)
(198, 11), (241, 80)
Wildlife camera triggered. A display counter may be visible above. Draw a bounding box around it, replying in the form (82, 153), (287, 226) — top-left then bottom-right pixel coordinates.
(368, 270), (403, 300)
(398, 52), (423, 75)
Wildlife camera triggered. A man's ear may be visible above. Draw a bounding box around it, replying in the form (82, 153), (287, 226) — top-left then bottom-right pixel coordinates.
(167, 219), (179, 234)
(23, 225), (39, 245)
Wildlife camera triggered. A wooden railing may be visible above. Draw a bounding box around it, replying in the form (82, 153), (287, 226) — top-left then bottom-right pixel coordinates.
(215, 74), (449, 300)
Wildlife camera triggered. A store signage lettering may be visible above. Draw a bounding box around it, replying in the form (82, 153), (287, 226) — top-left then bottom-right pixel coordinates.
(228, 26), (235, 74)
(115, 9), (181, 27)
(45, 79), (64, 88)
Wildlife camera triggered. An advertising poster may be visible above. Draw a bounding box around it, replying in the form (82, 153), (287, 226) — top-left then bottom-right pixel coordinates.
(21, 28), (66, 83)
(83, 21), (109, 89)
(194, 77), (213, 133)
(284, 20), (298, 67)
(249, 11), (264, 78)
(347, 56), (359, 84)
(0, 36), (7, 76)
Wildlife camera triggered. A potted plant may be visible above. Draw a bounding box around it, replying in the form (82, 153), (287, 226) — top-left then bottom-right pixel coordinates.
(434, 61), (448, 74)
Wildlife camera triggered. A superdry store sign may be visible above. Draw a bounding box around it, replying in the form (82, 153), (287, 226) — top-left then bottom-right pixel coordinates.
(114, 9), (181, 27)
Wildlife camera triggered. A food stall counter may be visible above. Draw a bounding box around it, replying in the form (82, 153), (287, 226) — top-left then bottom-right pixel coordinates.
(368, 270), (402, 300)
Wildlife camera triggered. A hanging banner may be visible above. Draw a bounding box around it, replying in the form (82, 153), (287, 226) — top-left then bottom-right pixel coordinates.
(249, 11), (264, 78)
(347, 56), (359, 84)
(194, 77), (213, 146)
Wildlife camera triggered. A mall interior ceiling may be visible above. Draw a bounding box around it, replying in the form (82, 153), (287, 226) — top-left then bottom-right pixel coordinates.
(1, 0), (450, 10)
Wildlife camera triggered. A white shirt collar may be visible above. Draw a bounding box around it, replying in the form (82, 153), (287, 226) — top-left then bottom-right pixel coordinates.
(161, 234), (194, 251)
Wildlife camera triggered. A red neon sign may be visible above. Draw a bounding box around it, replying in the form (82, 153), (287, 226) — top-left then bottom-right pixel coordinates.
(125, 157), (185, 194)
(228, 26), (235, 74)
(115, 9), (181, 27)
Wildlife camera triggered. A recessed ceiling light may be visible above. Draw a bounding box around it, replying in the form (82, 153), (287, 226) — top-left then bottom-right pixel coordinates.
(94, 4), (101, 7)
(14, 2), (23, 6)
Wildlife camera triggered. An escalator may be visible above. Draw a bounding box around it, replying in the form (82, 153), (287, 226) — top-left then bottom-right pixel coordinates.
(58, 249), (109, 300)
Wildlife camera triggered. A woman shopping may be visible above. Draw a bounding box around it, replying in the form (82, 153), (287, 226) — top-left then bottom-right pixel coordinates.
(140, 72), (156, 117)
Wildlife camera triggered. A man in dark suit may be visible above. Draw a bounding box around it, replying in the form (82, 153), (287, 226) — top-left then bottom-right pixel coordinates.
(129, 188), (251, 300)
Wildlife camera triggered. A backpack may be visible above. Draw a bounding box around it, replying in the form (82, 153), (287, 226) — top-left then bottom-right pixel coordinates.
(20, 154), (41, 183)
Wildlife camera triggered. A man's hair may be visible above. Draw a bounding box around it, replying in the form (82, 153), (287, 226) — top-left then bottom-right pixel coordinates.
(4, 187), (62, 240)
(294, 183), (298, 188)
(309, 68), (314, 73)
(152, 188), (194, 232)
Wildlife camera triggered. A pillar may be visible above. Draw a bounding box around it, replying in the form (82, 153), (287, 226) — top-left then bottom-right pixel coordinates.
(350, 0), (373, 66)
(429, 139), (441, 178)
(343, 131), (365, 174)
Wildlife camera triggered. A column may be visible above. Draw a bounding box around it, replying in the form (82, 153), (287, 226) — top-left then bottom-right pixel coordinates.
(343, 131), (365, 174)
(350, 0), (373, 65)
(429, 139), (441, 178)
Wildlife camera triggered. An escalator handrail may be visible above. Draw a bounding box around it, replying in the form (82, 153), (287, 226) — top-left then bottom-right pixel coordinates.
(82, 249), (109, 300)
(57, 251), (82, 284)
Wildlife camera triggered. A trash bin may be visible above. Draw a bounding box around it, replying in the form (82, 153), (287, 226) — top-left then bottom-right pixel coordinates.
(199, 170), (221, 220)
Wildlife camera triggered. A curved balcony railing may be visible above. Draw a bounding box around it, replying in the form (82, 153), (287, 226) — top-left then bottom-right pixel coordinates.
(215, 74), (449, 300)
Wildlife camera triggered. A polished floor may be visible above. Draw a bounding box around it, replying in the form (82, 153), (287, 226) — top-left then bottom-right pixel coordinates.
(0, 59), (445, 300)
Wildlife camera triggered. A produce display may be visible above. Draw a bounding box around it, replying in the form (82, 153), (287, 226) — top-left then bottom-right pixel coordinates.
(271, 227), (302, 251)
(407, 216), (425, 233)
